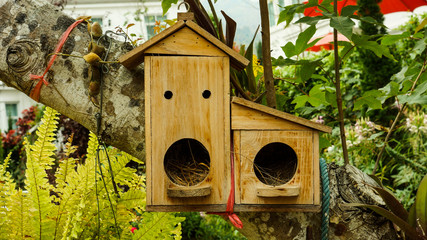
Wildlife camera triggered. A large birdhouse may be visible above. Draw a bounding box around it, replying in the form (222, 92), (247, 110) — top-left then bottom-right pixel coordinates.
(119, 20), (249, 212)
(231, 97), (332, 212)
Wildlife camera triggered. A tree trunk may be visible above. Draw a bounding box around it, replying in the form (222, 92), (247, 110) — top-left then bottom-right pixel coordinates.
(258, 0), (276, 108)
(0, 0), (398, 239)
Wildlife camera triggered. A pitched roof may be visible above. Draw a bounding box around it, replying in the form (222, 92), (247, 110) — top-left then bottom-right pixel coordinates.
(119, 20), (249, 70)
(231, 97), (332, 133)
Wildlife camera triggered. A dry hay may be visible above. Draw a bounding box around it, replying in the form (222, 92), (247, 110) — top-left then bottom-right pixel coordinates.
(253, 142), (298, 186)
(164, 139), (210, 186)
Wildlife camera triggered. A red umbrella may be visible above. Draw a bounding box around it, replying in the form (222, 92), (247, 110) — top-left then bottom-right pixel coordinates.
(304, 0), (427, 16)
(306, 32), (349, 51)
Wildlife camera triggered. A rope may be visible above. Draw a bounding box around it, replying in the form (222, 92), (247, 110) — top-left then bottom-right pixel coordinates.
(207, 133), (243, 229)
(320, 158), (330, 240)
(29, 19), (85, 102)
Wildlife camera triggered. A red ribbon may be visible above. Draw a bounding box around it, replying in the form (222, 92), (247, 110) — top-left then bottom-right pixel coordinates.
(29, 18), (85, 102)
(208, 134), (243, 229)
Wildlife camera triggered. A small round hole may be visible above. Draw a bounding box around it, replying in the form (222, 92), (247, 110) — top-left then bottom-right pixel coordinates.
(164, 90), (173, 99)
(253, 142), (298, 186)
(202, 90), (211, 99)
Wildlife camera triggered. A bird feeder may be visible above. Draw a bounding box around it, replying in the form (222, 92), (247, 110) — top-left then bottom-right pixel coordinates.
(231, 97), (332, 212)
(119, 19), (249, 212)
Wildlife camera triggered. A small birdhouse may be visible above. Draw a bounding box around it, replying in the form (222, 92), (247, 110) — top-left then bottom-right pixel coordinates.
(119, 20), (249, 212)
(231, 97), (332, 212)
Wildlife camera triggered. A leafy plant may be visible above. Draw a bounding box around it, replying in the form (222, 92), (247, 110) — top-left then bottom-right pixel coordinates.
(0, 107), (184, 239)
(178, 212), (246, 240)
(346, 174), (427, 240)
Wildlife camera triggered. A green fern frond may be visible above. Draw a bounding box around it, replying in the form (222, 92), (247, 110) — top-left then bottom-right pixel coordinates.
(30, 107), (59, 168)
(0, 153), (17, 238)
(7, 190), (33, 239)
(53, 135), (78, 240)
(132, 212), (185, 240)
(25, 141), (56, 239)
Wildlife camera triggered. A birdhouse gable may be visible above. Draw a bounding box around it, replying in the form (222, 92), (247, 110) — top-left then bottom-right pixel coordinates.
(231, 97), (332, 133)
(119, 20), (249, 70)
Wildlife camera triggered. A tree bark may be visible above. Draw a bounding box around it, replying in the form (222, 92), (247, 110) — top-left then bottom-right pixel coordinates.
(259, 0), (276, 108)
(0, 1), (398, 239)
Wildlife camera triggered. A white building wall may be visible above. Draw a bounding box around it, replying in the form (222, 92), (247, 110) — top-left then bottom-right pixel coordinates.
(0, 83), (37, 132)
(64, 0), (178, 41)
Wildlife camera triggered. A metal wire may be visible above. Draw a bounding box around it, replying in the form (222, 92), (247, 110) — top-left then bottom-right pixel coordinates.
(94, 31), (122, 239)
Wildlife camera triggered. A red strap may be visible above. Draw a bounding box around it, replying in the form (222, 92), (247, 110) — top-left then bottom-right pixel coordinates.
(29, 18), (85, 102)
(208, 133), (243, 229)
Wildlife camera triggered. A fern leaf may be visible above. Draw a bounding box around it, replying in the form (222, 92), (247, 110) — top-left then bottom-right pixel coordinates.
(0, 153), (17, 237)
(132, 212), (185, 240)
(30, 107), (59, 168)
(25, 141), (56, 239)
(53, 134), (78, 240)
(24, 108), (59, 239)
(7, 190), (33, 239)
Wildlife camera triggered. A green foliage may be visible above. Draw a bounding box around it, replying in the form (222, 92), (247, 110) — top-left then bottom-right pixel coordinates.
(161, 0), (178, 15)
(0, 107), (184, 239)
(178, 212), (246, 240)
(345, 174), (427, 240)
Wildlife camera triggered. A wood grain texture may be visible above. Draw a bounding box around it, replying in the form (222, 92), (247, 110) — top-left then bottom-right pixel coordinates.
(232, 103), (311, 131)
(256, 185), (300, 197)
(146, 56), (230, 209)
(145, 56), (152, 206)
(145, 27), (227, 57)
(167, 185), (211, 197)
(232, 97), (332, 133)
(237, 131), (316, 205)
(118, 21), (249, 70)
(313, 131), (320, 205)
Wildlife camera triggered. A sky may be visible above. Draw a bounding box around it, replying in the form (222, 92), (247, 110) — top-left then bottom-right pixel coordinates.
(200, 0), (262, 45)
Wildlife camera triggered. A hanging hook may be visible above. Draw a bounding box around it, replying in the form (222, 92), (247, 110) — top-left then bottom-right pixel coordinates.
(177, 1), (194, 21)
(178, 1), (190, 12)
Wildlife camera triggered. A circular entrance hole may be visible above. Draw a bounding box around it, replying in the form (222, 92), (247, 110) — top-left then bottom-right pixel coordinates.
(164, 138), (210, 186)
(253, 142), (298, 186)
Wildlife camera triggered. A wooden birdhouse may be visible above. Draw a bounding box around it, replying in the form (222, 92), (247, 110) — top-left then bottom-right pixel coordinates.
(231, 97), (332, 212)
(119, 20), (249, 212)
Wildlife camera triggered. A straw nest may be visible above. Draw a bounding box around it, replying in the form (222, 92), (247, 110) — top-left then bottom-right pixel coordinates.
(164, 139), (210, 186)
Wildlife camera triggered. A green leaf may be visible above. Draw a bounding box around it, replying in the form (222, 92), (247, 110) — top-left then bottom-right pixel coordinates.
(340, 5), (358, 17)
(339, 41), (355, 62)
(415, 17), (427, 34)
(379, 81), (400, 103)
(295, 25), (318, 55)
(371, 186), (409, 220)
(300, 62), (317, 82)
(352, 34), (395, 60)
(398, 81), (427, 105)
(307, 85), (328, 107)
(325, 91), (337, 107)
(282, 42), (296, 58)
(353, 90), (383, 111)
(277, 4), (304, 27)
(415, 174), (427, 234)
(292, 95), (310, 109)
(344, 203), (421, 240)
(330, 16), (355, 40)
(381, 32), (411, 46)
(319, 135), (331, 150)
(161, 0), (178, 15)
(295, 16), (328, 25)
